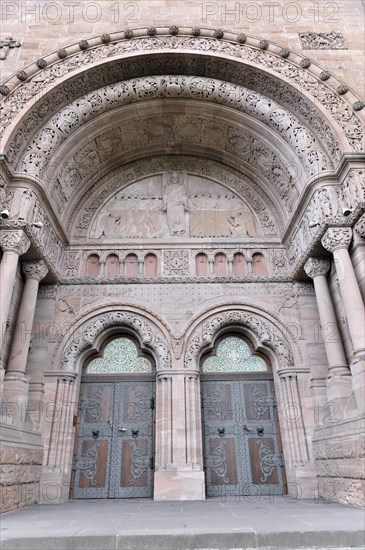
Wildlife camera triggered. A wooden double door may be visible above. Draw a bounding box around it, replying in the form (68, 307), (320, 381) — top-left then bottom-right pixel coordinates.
(72, 376), (154, 499)
(202, 374), (286, 497)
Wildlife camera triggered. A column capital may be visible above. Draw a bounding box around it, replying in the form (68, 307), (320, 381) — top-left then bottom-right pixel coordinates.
(354, 214), (365, 239)
(22, 259), (48, 281)
(304, 257), (330, 278)
(0, 229), (30, 255)
(321, 227), (352, 253)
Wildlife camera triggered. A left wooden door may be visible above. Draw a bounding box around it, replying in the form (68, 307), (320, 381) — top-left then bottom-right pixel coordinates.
(72, 378), (154, 499)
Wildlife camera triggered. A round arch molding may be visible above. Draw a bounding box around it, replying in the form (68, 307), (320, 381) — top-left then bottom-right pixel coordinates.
(1, 27), (364, 163)
(183, 305), (302, 373)
(53, 308), (173, 375)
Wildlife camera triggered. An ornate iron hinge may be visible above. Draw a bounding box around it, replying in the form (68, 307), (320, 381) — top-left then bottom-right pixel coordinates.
(150, 397), (155, 410)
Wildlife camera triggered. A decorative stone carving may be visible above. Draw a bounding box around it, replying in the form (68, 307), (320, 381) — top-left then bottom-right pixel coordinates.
(184, 310), (293, 370)
(163, 251), (190, 276)
(321, 227), (352, 253)
(22, 260), (48, 281)
(38, 285), (58, 299)
(19, 75), (331, 186)
(59, 311), (171, 371)
(0, 175), (7, 210)
(71, 156), (279, 238)
(298, 32), (346, 50)
(0, 230), (30, 255)
(0, 37), (21, 60)
(1, 35), (358, 160)
(89, 174), (260, 240)
(354, 214), (365, 239)
(63, 251), (81, 277)
(304, 258), (330, 278)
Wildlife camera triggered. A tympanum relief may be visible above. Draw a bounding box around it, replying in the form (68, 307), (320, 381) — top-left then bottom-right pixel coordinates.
(90, 174), (258, 240)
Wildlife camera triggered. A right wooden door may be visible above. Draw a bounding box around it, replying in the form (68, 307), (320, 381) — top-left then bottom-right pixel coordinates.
(202, 375), (286, 497)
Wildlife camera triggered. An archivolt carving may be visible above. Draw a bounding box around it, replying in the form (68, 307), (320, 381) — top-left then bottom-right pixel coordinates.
(19, 76), (330, 179)
(70, 156), (281, 236)
(1, 34), (361, 161)
(287, 175), (365, 269)
(184, 309), (295, 371)
(59, 310), (172, 372)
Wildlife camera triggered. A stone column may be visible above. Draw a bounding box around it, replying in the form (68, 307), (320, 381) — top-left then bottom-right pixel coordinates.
(2, 260), (48, 425)
(322, 227), (365, 414)
(353, 214), (365, 302)
(184, 373), (203, 468)
(0, 230), (30, 393)
(304, 257), (351, 413)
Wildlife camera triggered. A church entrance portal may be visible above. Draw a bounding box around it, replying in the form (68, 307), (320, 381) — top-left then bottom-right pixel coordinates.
(201, 336), (286, 497)
(71, 338), (155, 499)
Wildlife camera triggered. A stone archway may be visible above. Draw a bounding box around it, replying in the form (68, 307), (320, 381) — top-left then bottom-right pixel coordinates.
(40, 307), (173, 504)
(182, 306), (315, 498)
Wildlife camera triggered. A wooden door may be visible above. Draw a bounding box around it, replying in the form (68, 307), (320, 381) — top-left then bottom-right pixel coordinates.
(202, 375), (285, 497)
(72, 377), (154, 499)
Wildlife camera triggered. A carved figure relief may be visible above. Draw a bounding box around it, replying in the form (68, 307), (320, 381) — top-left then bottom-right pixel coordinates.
(90, 174), (259, 240)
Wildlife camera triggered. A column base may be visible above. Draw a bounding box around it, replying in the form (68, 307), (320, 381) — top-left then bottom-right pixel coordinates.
(2, 373), (29, 425)
(326, 370), (352, 417)
(154, 467), (205, 501)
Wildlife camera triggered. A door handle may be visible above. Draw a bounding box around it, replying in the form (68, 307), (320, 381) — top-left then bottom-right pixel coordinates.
(92, 429), (99, 439)
(218, 427), (225, 436)
(132, 429), (139, 438)
(257, 425), (264, 434)
(118, 426), (127, 433)
(243, 424), (254, 432)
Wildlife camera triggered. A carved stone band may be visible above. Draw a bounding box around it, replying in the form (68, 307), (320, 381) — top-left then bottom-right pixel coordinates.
(0, 230), (30, 255)
(321, 227), (352, 253)
(22, 260), (48, 281)
(304, 258), (330, 278)
(354, 214), (365, 239)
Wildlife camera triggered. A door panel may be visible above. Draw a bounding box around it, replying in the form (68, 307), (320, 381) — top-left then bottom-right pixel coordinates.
(73, 380), (154, 499)
(202, 378), (285, 497)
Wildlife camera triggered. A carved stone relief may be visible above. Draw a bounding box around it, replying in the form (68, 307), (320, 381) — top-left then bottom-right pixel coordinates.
(184, 310), (294, 371)
(298, 33), (346, 50)
(90, 174), (260, 240)
(18, 76), (331, 186)
(0, 35), (359, 160)
(57, 311), (171, 372)
(70, 156), (280, 238)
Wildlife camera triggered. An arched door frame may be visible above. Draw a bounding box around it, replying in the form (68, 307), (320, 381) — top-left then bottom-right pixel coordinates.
(182, 303), (315, 498)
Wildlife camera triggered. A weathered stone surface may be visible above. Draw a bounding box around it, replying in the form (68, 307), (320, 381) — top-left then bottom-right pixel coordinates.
(0, 465), (42, 485)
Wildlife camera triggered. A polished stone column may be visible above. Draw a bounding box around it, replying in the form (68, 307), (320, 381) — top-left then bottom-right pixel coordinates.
(184, 373), (203, 467)
(354, 214), (365, 301)
(0, 230), (30, 394)
(322, 227), (365, 413)
(304, 257), (351, 413)
(2, 260), (48, 425)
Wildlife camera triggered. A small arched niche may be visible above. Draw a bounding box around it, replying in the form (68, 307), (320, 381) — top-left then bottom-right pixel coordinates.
(233, 252), (246, 277)
(85, 254), (100, 277)
(125, 254), (138, 277)
(214, 253), (228, 277)
(252, 253), (267, 276)
(105, 254), (119, 277)
(196, 253), (208, 276)
(144, 253), (158, 277)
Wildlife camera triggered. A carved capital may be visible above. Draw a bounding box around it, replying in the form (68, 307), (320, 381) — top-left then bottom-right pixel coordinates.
(354, 214), (365, 239)
(321, 227), (352, 253)
(22, 259), (48, 281)
(0, 229), (30, 255)
(304, 257), (330, 278)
